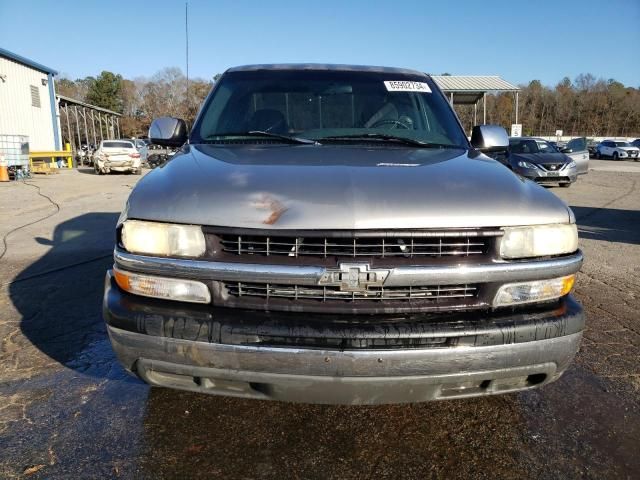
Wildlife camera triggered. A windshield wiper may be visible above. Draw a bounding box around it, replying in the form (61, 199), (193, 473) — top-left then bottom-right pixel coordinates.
(318, 133), (462, 149)
(208, 131), (319, 145)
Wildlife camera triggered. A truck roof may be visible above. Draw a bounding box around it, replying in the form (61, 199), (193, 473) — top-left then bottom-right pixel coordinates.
(226, 63), (428, 77)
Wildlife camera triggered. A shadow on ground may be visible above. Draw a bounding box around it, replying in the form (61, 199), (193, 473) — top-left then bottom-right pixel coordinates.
(572, 206), (640, 246)
(9, 212), (126, 378)
(76, 167), (139, 176)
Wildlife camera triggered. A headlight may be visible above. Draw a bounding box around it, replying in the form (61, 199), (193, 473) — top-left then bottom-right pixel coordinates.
(566, 161), (576, 168)
(517, 161), (537, 169)
(493, 275), (575, 307)
(121, 220), (206, 257)
(500, 224), (578, 259)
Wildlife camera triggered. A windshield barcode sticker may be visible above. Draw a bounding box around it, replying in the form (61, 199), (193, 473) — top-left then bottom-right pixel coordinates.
(384, 81), (431, 93)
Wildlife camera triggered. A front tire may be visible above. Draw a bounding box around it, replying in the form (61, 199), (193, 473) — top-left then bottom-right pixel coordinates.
(595, 150), (601, 159)
(560, 182), (571, 188)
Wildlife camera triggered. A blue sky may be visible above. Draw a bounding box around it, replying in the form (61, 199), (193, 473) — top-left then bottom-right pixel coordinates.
(1, 0), (639, 87)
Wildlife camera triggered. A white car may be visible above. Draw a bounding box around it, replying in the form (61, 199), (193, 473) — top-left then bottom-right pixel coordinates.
(94, 140), (142, 174)
(595, 140), (640, 161)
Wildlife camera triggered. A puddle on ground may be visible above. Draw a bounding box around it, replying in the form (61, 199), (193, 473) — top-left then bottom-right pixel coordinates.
(0, 339), (149, 478)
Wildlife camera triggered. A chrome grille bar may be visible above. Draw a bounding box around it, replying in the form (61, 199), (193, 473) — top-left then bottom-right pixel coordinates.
(217, 231), (498, 259)
(225, 282), (478, 302)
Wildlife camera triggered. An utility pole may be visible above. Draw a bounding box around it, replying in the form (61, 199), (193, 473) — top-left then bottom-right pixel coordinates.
(185, 2), (189, 114)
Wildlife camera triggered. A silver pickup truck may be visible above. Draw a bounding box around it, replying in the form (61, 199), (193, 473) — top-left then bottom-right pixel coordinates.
(103, 64), (584, 404)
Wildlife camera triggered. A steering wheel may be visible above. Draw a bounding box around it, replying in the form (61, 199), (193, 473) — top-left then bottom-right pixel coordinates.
(369, 118), (411, 129)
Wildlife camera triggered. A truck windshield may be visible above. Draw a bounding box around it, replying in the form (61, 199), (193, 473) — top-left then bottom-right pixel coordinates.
(193, 70), (468, 148)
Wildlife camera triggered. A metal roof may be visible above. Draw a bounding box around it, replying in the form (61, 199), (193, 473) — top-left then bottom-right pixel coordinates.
(0, 47), (58, 75)
(57, 94), (122, 116)
(227, 63), (426, 76)
(432, 75), (519, 92)
(432, 76), (519, 105)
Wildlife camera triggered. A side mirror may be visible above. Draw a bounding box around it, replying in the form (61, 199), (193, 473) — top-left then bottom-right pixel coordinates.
(149, 117), (188, 147)
(471, 125), (509, 153)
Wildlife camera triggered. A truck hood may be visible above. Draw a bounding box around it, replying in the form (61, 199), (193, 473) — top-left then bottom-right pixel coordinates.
(125, 144), (572, 229)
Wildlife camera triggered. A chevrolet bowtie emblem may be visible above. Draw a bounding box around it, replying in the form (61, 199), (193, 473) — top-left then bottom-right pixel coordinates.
(318, 263), (390, 292)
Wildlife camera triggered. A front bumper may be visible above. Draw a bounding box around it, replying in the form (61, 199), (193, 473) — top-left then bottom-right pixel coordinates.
(104, 272), (585, 404)
(96, 159), (137, 171)
(515, 165), (577, 184)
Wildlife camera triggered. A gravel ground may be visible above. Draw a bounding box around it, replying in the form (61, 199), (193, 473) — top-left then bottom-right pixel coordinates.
(0, 163), (638, 479)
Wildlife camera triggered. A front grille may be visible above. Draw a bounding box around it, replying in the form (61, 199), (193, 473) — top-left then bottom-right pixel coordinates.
(205, 228), (498, 313)
(219, 281), (484, 313)
(535, 176), (570, 183)
(215, 230), (499, 259)
(541, 164), (563, 171)
(225, 282), (478, 302)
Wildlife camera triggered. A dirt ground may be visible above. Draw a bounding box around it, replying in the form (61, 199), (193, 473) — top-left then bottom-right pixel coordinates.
(0, 161), (638, 479)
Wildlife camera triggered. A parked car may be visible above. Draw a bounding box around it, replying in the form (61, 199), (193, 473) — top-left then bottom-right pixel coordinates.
(77, 144), (91, 166)
(93, 140), (142, 174)
(630, 139), (640, 150)
(104, 64), (584, 404)
(132, 138), (149, 164)
(505, 137), (578, 187)
(146, 148), (177, 169)
(587, 139), (599, 157)
(563, 137), (590, 174)
(595, 140), (640, 160)
(548, 141), (566, 151)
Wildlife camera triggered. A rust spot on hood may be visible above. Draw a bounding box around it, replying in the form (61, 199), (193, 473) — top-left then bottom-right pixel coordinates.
(252, 194), (288, 225)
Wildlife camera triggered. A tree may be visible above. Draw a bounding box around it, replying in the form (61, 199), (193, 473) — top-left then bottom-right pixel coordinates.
(55, 78), (78, 98)
(86, 71), (124, 113)
(62, 66), (640, 140)
(450, 74), (640, 137)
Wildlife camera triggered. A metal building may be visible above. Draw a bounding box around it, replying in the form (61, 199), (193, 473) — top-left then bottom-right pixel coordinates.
(57, 94), (122, 151)
(0, 47), (61, 151)
(432, 75), (520, 126)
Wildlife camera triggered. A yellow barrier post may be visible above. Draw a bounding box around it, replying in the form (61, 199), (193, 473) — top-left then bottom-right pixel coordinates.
(65, 143), (72, 168)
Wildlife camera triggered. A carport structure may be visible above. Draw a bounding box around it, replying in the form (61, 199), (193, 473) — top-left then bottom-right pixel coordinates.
(57, 94), (122, 151)
(432, 76), (520, 126)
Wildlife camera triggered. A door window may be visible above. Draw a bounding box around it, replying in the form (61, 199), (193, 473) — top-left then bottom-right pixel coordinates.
(567, 138), (586, 152)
